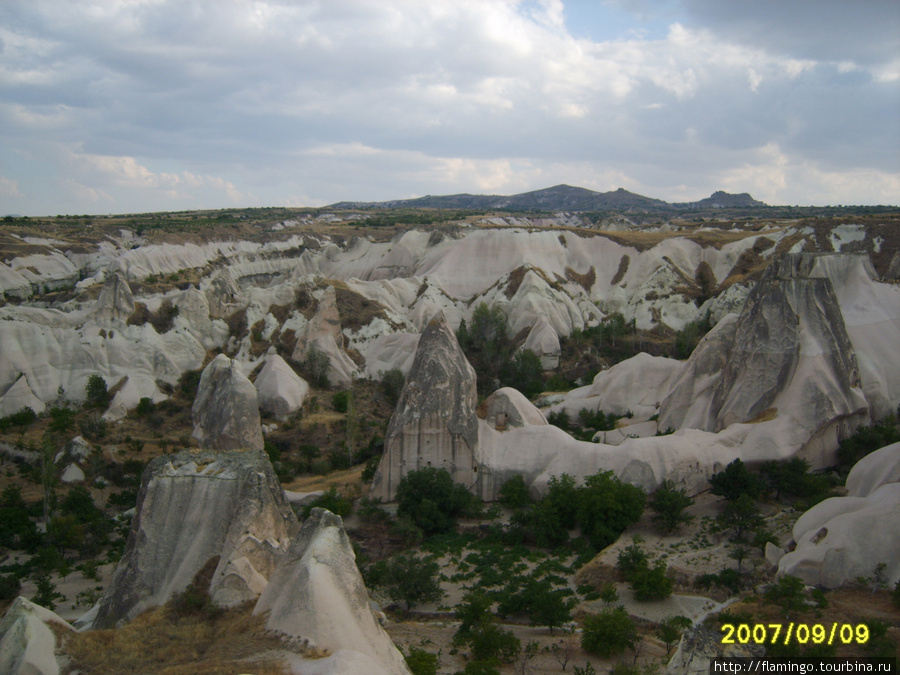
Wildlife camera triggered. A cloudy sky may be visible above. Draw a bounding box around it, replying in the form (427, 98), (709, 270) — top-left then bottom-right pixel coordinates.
(1, 0), (898, 215)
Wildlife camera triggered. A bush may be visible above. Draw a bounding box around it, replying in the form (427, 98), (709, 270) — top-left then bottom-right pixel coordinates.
(0, 406), (38, 432)
(500, 348), (544, 398)
(649, 480), (694, 533)
(498, 475), (531, 509)
(332, 390), (350, 413)
(709, 459), (763, 502)
(135, 397), (156, 416)
(0, 574), (21, 600)
(378, 553), (444, 610)
(630, 561), (673, 601)
(396, 467), (475, 536)
(581, 607), (638, 658)
(84, 373), (110, 409)
(576, 470), (645, 552)
(764, 575), (808, 617)
(717, 494), (763, 542)
(379, 368), (405, 406)
(404, 646), (439, 675)
(837, 424), (900, 470)
(301, 487), (352, 519)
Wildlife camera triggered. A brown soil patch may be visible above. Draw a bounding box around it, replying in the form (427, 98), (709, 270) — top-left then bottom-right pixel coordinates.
(610, 254), (630, 285)
(566, 266), (596, 293)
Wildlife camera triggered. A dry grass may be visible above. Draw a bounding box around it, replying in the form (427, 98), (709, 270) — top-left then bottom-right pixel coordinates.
(748, 407), (779, 424)
(59, 601), (291, 675)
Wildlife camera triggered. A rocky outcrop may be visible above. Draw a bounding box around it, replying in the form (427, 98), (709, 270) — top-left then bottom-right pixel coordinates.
(481, 387), (548, 430)
(254, 508), (410, 674)
(192, 354), (264, 452)
(656, 253), (872, 468)
(94, 449), (299, 628)
(291, 285), (358, 387)
(778, 443), (900, 588)
(522, 316), (561, 369)
(91, 272), (135, 323)
(205, 269), (243, 319)
(0, 375), (45, 416)
(254, 352), (309, 417)
(666, 625), (764, 675)
(0, 597), (75, 675)
(369, 312), (479, 501)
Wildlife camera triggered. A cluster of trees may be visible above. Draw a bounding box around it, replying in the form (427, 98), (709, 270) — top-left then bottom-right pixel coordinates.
(456, 303), (543, 397)
(507, 471), (645, 552)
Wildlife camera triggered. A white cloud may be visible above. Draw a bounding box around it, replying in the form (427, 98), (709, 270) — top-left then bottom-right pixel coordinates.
(0, 0), (896, 212)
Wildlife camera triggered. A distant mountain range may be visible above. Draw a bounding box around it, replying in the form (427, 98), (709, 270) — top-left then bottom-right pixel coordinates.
(330, 184), (767, 212)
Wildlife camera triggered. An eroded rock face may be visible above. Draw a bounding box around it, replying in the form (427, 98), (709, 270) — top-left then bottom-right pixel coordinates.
(291, 285), (358, 387)
(778, 443), (900, 588)
(522, 316), (561, 369)
(254, 508), (410, 674)
(481, 387), (548, 430)
(91, 272), (135, 323)
(369, 311), (479, 501)
(94, 449), (299, 628)
(0, 597), (74, 675)
(666, 625), (763, 675)
(205, 269), (243, 319)
(710, 274), (861, 431)
(254, 352), (309, 417)
(192, 354), (264, 452)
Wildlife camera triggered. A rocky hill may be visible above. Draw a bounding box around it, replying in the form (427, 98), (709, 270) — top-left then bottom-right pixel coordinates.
(332, 184), (758, 212)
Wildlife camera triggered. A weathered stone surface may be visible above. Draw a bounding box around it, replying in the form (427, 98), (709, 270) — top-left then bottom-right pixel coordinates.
(845, 442), (900, 498)
(91, 272), (135, 323)
(481, 387), (548, 430)
(291, 285), (357, 387)
(779, 443), (900, 588)
(0, 375), (45, 417)
(666, 625), (763, 675)
(254, 508), (410, 673)
(60, 463), (84, 483)
(205, 268), (243, 319)
(94, 449), (299, 628)
(192, 354), (264, 452)
(369, 311), (479, 501)
(522, 316), (561, 369)
(254, 352), (309, 417)
(0, 597), (75, 675)
(658, 314), (738, 432)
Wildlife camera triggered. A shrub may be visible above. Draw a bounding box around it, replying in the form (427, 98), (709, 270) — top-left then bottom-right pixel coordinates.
(332, 390), (350, 413)
(498, 475), (531, 509)
(379, 368), (405, 406)
(378, 553), (444, 610)
(0, 574), (21, 600)
(581, 607), (638, 658)
(709, 459), (763, 502)
(649, 480), (694, 533)
(631, 561), (673, 601)
(576, 470), (645, 552)
(301, 487), (352, 519)
(404, 646), (439, 675)
(717, 494), (763, 542)
(135, 397), (156, 416)
(837, 424), (900, 470)
(396, 467), (475, 536)
(85, 373), (110, 409)
(0, 406), (38, 432)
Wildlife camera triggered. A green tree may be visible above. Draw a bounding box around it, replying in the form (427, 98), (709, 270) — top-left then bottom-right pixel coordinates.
(630, 561), (673, 601)
(717, 494), (763, 542)
(379, 368), (405, 406)
(404, 646), (439, 675)
(649, 480), (694, 534)
(396, 467), (474, 535)
(581, 607), (638, 658)
(304, 346), (330, 388)
(454, 591), (521, 666)
(709, 459), (763, 502)
(498, 475), (532, 509)
(84, 373), (110, 409)
(764, 575), (808, 618)
(380, 553), (444, 610)
(657, 615), (692, 655)
(576, 470), (645, 552)
(501, 348), (544, 398)
(301, 487), (352, 519)
(545, 473), (579, 529)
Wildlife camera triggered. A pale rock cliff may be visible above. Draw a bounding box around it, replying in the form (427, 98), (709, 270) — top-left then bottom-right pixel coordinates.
(254, 508), (411, 675)
(254, 351), (309, 417)
(93, 449), (299, 627)
(192, 354), (264, 452)
(778, 443), (900, 588)
(0, 597), (75, 675)
(369, 312), (479, 501)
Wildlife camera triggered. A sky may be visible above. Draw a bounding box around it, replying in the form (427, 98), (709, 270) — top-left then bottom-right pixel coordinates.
(1, 0), (898, 216)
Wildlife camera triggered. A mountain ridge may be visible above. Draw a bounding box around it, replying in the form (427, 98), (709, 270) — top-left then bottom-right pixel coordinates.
(330, 184), (767, 212)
